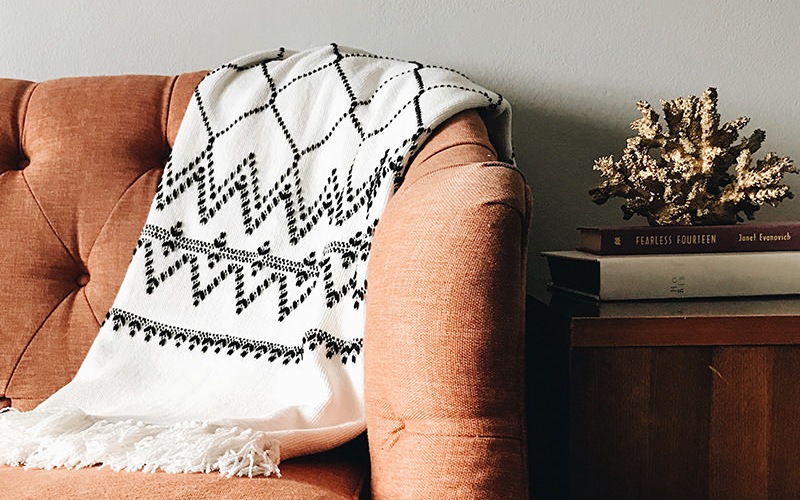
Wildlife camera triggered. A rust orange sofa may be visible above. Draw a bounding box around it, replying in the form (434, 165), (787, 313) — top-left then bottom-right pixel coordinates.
(0, 72), (530, 499)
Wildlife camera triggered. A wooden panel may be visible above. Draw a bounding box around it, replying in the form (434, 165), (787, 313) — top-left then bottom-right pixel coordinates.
(768, 346), (800, 498)
(569, 347), (712, 499)
(571, 316), (800, 347)
(709, 347), (771, 499)
(645, 347), (711, 499)
(570, 348), (652, 500)
(533, 296), (800, 499)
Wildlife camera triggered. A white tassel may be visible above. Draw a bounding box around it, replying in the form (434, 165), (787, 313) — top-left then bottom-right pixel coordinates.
(0, 409), (280, 477)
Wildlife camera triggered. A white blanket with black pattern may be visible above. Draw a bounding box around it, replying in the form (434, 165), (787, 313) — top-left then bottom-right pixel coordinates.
(0, 44), (511, 477)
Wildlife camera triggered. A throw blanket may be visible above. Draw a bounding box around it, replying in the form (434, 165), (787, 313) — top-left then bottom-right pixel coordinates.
(0, 44), (511, 477)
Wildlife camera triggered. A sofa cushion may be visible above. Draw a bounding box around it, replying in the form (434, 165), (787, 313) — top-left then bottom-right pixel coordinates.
(0, 434), (367, 499)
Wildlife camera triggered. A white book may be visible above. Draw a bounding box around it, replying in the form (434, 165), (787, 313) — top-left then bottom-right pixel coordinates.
(542, 250), (800, 301)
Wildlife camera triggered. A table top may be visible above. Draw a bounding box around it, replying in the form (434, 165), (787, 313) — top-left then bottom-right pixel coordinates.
(531, 286), (800, 347)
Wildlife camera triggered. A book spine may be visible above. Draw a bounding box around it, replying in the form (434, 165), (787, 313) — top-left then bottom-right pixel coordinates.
(579, 223), (800, 255)
(599, 252), (800, 300)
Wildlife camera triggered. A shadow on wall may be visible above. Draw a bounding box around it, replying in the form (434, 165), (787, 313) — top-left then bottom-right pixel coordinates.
(515, 105), (631, 496)
(511, 103), (632, 290)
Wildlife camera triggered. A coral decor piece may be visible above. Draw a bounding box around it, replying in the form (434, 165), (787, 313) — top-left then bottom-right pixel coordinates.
(590, 87), (797, 225)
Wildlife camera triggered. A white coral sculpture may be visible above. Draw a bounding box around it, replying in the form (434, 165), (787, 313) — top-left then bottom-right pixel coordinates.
(590, 88), (797, 225)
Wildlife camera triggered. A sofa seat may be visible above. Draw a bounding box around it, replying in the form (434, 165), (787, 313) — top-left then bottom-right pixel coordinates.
(0, 437), (368, 499)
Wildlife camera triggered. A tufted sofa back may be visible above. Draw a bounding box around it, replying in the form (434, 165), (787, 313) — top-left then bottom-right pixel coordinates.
(0, 73), (205, 410)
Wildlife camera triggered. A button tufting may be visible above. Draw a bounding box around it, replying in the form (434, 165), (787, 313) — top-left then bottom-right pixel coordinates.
(76, 273), (90, 287)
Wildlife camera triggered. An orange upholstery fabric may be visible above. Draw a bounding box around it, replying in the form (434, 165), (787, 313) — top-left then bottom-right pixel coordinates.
(365, 111), (531, 499)
(0, 73), (205, 410)
(0, 437), (367, 499)
(0, 72), (530, 498)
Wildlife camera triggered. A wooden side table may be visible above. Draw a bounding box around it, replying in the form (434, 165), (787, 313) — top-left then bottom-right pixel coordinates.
(528, 292), (800, 499)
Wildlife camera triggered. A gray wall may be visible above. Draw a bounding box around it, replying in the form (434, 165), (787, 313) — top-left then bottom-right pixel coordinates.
(3, 0), (799, 288)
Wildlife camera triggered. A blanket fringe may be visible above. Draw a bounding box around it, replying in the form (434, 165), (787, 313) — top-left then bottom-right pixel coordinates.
(0, 408), (280, 477)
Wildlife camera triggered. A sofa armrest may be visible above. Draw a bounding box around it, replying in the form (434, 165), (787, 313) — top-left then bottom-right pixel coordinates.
(364, 111), (531, 498)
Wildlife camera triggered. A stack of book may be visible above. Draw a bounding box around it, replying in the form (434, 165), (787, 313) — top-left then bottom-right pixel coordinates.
(543, 221), (800, 301)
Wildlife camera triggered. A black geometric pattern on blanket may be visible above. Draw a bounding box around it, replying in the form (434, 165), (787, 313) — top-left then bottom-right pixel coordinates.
(112, 44), (504, 361)
(134, 220), (374, 319)
(153, 44), (502, 238)
(104, 308), (362, 364)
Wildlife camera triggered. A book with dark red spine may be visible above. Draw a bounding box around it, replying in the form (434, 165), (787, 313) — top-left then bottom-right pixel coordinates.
(577, 221), (800, 255)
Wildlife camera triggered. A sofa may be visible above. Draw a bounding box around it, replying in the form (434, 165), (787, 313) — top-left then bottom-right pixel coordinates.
(0, 71), (531, 498)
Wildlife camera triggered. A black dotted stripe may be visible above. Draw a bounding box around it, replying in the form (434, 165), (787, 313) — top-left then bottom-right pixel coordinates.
(135, 218), (376, 317)
(104, 308), (362, 364)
